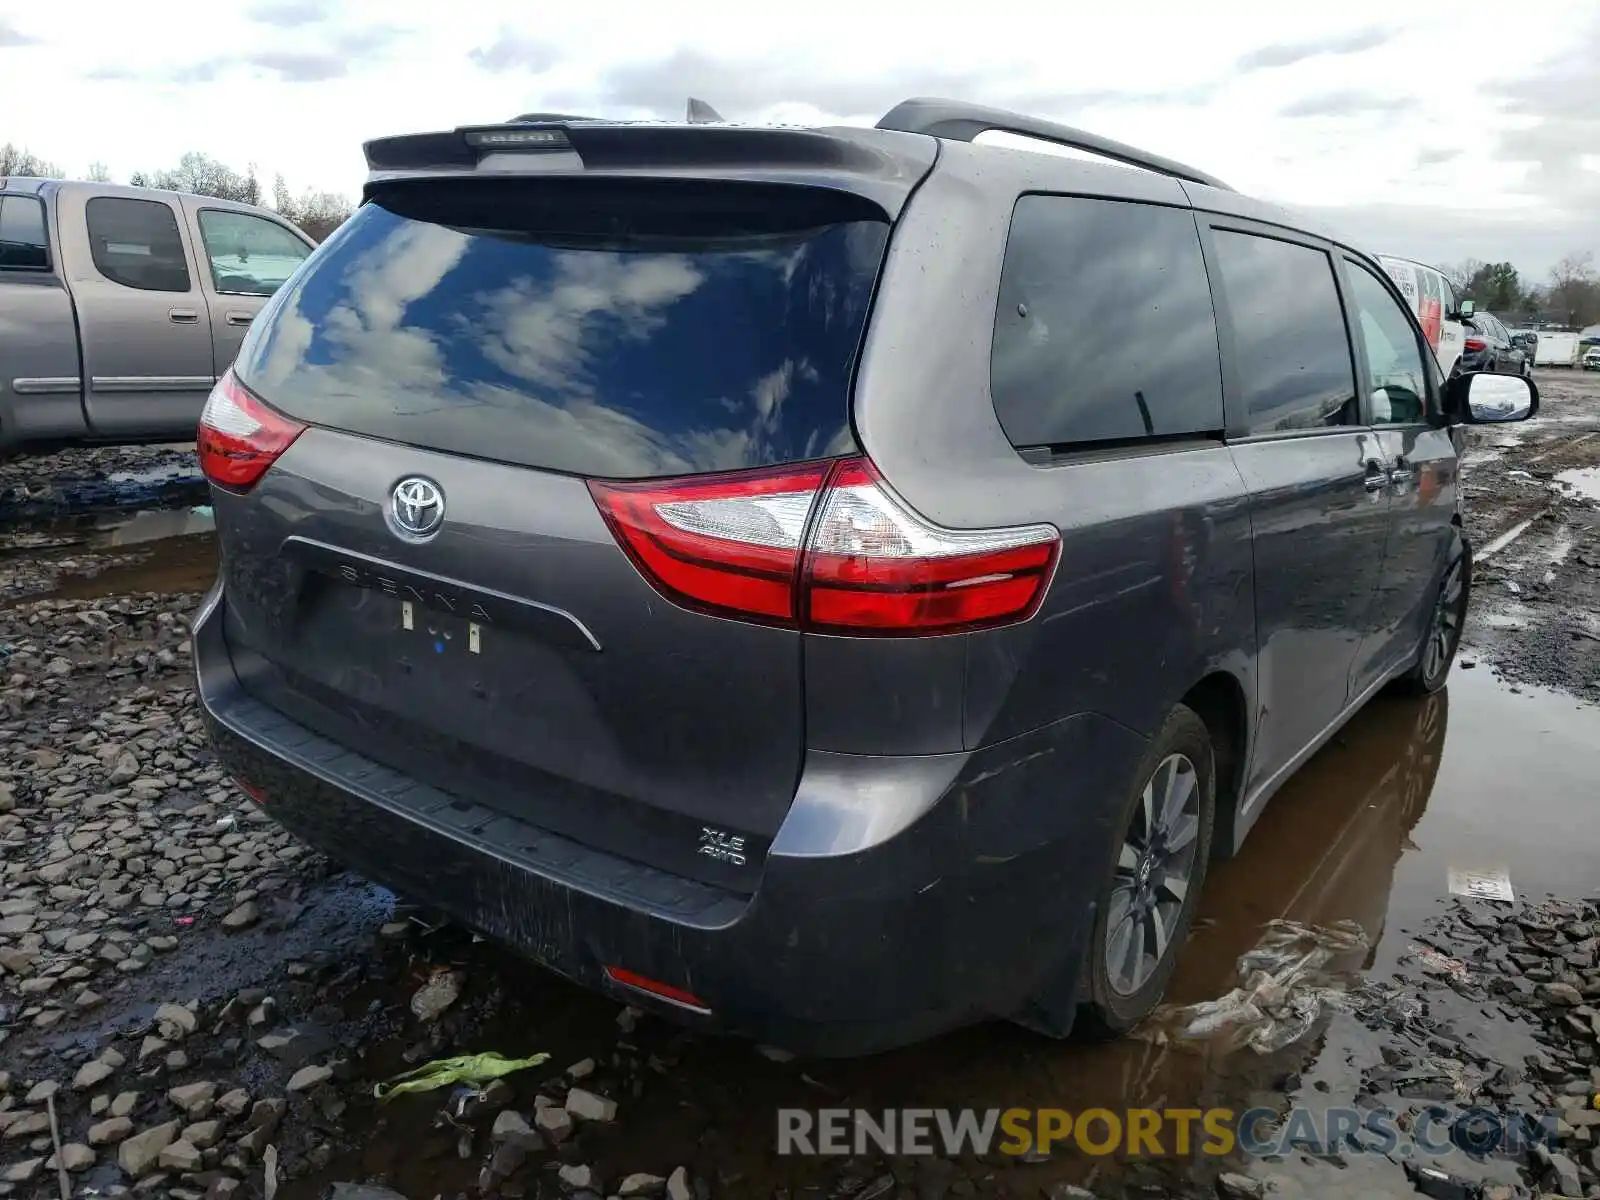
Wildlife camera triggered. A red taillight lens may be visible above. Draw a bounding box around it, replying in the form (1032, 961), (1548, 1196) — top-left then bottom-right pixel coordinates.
(589, 456), (1060, 636)
(588, 463), (829, 623)
(1464, 338), (1487, 352)
(197, 371), (306, 491)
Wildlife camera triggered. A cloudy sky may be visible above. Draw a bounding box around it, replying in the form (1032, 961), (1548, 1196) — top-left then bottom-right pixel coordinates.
(2, 0), (1597, 277)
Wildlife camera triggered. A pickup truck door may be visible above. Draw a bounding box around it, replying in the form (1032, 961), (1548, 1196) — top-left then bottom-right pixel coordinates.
(180, 198), (314, 373)
(58, 187), (216, 438)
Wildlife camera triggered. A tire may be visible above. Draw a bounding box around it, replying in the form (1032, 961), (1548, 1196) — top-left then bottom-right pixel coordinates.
(1076, 704), (1215, 1037)
(1395, 529), (1471, 695)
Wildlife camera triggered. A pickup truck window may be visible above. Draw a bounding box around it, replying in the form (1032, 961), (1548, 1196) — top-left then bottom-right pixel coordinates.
(86, 197), (192, 293)
(0, 195), (49, 270)
(197, 209), (310, 297)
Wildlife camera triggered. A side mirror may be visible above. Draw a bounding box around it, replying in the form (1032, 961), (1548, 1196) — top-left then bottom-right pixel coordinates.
(1446, 371), (1539, 423)
(1459, 300), (1476, 318)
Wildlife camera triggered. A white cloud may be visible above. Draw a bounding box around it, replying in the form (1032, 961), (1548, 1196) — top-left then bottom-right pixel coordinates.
(1, 0), (1596, 275)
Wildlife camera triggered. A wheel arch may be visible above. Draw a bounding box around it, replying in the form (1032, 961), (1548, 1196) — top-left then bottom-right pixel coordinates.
(1179, 670), (1250, 860)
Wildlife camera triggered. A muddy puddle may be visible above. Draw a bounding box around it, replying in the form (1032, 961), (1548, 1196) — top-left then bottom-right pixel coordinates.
(277, 668), (1600, 1200)
(0, 502), (217, 604)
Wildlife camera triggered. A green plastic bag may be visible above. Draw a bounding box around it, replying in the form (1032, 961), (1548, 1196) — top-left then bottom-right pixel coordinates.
(373, 1051), (551, 1102)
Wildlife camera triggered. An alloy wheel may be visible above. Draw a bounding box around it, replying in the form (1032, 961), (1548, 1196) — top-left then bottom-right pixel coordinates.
(1424, 550), (1467, 682)
(1105, 753), (1201, 996)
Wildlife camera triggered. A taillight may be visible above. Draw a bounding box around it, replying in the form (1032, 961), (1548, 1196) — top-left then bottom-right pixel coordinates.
(589, 456), (1060, 635)
(196, 371), (306, 491)
(1464, 338), (1487, 352)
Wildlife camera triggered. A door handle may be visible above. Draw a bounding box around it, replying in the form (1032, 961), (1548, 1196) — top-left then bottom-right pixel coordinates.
(168, 308), (200, 324)
(224, 310), (254, 327)
(1362, 457), (1389, 493)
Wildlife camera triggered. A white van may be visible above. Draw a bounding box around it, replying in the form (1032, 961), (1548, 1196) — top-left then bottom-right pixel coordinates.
(1376, 255), (1470, 379)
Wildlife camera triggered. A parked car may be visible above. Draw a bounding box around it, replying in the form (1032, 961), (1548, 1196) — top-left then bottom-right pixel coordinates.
(1461, 311), (1531, 377)
(0, 179), (315, 452)
(191, 99), (1539, 1056)
(1376, 255), (1469, 379)
(1584, 347), (1600, 371)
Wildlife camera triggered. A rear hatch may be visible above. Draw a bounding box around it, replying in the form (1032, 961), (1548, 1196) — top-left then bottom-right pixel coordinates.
(210, 164), (901, 891)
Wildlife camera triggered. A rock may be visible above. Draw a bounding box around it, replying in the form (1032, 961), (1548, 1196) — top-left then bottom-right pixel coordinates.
(167, 1081), (217, 1118)
(155, 1003), (198, 1040)
(50, 1143), (95, 1173)
(111, 1091), (140, 1118)
(1044, 1189), (1100, 1200)
(1547, 1150), (1583, 1195)
(182, 1120), (222, 1149)
(561, 1165), (598, 1190)
(118, 1120), (179, 1177)
(410, 968), (465, 1021)
(89, 1116), (136, 1146)
(159, 1139), (202, 1172)
(3, 1110), (51, 1140)
(255, 1024), (333, 1068)
(1216, 1175), (1265, 1200)
(221, 902), (259, 931)
(286, 1064), (332, 1093)
(208, 1179), (242, 1200)
(618, 1173), (666, 1197)
(138, 1035), (168, 1063)
(1543, 982), (1585, 1006)
(492, 1110), (533, 1143)
(565, 1087), (617, 1123)
(666, 1166), (693, 1200)
(166, 1050), (190, 1072)
(91, 1095), (110, 1116)
(566, 1058), (596, 1081)
(249, 1098), (286, 1131)
(1, 1158), (44, 1184)
(534, 1105), (574, 1143)
(77, 988), (105, 1009)
(216, 1088), (250, 1117)
(329, 1186), (410, 1200)
(24, 1079), (59, 1104)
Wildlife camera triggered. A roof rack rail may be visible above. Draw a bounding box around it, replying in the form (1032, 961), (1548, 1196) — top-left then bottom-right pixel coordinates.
(876, 97), (1234, 192)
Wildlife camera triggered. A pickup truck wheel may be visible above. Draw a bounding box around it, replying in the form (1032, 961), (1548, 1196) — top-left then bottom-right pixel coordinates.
(1076, 704), (1214, 1038)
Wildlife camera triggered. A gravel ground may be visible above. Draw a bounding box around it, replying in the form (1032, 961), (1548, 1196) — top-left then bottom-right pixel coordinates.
(1458, 369), (1600, 701)
(3, 393), (1600, 1200)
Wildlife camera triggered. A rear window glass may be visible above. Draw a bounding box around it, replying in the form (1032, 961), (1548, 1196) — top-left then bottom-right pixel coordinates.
(0, 195), (49, 270)
(990, 195), (1223, 448)
(233, 181), (890, 479)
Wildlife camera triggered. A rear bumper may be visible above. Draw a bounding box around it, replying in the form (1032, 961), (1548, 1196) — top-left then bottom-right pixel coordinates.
(192, 583), (1146, 1055)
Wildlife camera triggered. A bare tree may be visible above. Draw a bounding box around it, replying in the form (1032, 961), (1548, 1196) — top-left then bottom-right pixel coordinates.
(135, 152), (261, 205)
(272, 172), (354, 243)
(1441, 259), (1485, 293)
(0, 142), (64, 178)
(85, 161), (114, 183)
(1547, 252), (1600, 329)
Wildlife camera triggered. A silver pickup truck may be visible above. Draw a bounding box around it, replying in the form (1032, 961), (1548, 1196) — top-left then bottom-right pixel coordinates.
(0, 178), (316, 452)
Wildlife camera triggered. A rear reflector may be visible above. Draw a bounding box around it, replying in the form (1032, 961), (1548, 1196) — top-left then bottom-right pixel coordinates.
(234, 777), (267, 804)
(197, 371), (306, 491)
(589, 456), (1059, 635)
(603, 965), (710, 1013)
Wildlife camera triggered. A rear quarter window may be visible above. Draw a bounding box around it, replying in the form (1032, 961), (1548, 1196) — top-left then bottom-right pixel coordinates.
(989, 195), (1223, 448)
(233, 180), (890, 479)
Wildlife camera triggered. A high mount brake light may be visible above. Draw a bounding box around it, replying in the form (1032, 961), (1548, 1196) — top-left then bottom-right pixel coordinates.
(197, 371), (306, 491)
(589, 457), (1060, 635)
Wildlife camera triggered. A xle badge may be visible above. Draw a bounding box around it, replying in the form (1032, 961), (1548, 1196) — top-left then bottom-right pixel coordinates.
(698, 827), (747, 866)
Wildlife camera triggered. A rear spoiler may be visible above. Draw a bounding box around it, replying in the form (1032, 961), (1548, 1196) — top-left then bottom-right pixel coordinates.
(360, 120), (937, 219)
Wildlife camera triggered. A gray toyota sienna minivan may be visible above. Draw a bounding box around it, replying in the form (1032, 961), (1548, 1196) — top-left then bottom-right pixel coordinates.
(192, 98), (1538, 1055)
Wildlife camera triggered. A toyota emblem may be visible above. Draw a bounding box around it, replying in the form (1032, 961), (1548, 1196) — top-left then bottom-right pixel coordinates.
(390, 476), (445, 539)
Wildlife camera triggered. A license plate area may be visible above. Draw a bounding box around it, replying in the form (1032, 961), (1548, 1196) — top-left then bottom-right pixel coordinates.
(401, 599), (482, 656)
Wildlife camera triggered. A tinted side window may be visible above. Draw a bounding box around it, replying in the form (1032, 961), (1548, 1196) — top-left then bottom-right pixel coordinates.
(990, 196), (1222, 447)
(0, 195), (50, 270)
(1344, 260), (1430, 425)
(85, 197), (191, 292)
(1210, 230), (1356, 434)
